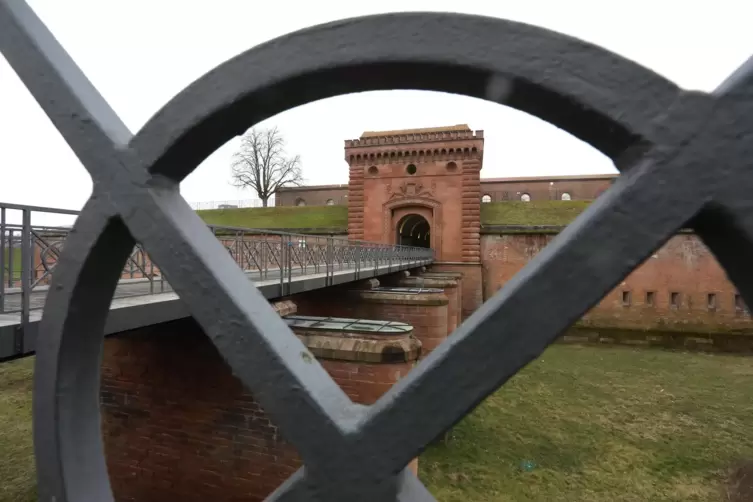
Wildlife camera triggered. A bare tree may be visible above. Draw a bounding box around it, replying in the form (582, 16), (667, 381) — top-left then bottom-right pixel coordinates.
(230, 127), (304, 207)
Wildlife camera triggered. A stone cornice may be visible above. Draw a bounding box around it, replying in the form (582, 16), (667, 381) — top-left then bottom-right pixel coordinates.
(345, 129), (483, 148)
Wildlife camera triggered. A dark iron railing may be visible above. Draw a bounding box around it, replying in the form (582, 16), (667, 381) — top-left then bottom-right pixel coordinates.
(3, 1), (753, 501)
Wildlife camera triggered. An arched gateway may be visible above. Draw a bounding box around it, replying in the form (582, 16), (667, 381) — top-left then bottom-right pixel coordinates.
(397, 213), (431, 247)
(344, 124), (486, 317)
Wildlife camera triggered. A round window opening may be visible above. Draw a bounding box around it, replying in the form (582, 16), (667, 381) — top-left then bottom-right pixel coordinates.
(406, 164), (417, 175)
(561, 192), (572, 201)
(520, 193), (531, 202)
(481, 194), (492, 203)
(368, 166), (378, 175)
(326, 199), (335, 206)
(446, 161), (458, 172)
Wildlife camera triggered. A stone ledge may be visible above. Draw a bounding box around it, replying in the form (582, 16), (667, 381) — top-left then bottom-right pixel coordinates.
(353, 290), (448, 306)
(398, 277), (458, 289)
(292, 328), (422, 363)
(422, 271), (464, 280)
(430, 261), (482, 268)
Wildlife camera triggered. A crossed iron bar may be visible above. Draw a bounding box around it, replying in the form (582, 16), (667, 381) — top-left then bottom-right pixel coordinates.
(1, 1), (752, 500)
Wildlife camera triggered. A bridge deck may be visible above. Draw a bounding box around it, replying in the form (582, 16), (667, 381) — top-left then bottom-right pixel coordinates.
(0, 258), (431, 361)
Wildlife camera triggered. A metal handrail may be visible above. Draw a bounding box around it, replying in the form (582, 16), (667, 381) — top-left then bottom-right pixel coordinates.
(0, 202), (434, 348)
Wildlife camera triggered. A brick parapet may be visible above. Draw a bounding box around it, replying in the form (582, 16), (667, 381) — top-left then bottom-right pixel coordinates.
(345, 128), (482, 148)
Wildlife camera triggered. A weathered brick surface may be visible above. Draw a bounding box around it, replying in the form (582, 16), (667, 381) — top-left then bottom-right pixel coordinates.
(391, 276), (460, 335)
(429, 262), (483, 321)
(274, 184), (348, 206)
(291, 286), (449, 358)
(100, 316), (419, 501)
(101, 320), (299, 502)
(419, 271), (464, 320)
(344, 125), (483, 263)
(479, 174), (615, 202)
(481, 233), (753, 334)
(318, 359), (414, 405)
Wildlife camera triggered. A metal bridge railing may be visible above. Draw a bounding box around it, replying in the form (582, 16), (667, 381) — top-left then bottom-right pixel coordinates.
(0, 202), (433, 344)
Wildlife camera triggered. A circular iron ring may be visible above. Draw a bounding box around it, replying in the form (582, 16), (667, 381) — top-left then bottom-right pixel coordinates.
(33, 12), (699, 502)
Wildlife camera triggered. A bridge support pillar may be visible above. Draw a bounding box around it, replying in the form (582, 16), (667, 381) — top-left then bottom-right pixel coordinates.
(100, 313), (420, 501)
(388, 275), (461, 336)
(292, 287), (449, 358)
(417, 271), (464, 327)
(427, 263), (483, 321)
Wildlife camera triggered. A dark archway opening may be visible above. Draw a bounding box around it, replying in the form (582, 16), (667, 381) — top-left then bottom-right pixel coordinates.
(397, 214), (431, 248)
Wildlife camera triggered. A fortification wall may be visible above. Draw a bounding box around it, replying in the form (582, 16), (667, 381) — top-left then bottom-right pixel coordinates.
(480, 232), (753, 337)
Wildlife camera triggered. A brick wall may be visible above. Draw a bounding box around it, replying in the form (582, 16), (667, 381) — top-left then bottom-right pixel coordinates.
(429, 262), (483, 321)
(100, 315), (419, 501)
(101, 319), (299, 501)
(479, 174), (615, 202)
(274, 184), (348, 207)
(480, 232), (753, 334)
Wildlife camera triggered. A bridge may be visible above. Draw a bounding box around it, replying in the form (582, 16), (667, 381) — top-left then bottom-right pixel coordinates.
(0, 202), (434, 361)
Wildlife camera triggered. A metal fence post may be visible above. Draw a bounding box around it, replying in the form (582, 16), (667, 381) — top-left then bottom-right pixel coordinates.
(0, 206), (5, 313)
(287, 236), (293, 294)
(326, 237), (334, 286)
(279, 234), (285, 296)
(355, 243), (361, 280)
(18, 208), (32, 355)
(262, 235), (268, 280)
(7, 227), (14, 289)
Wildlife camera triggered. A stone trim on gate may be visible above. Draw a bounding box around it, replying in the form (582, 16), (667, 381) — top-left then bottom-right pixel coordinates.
(293, 328), (421, 363)
(382, 196), (443, 254)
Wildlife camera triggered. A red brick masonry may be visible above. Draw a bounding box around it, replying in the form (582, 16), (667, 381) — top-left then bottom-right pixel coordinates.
(481, 232), (753, 335)
(100, 315), (420, 502)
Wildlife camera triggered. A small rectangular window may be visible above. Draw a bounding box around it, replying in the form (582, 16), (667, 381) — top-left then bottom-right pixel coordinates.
(621, 291), (631, 306)
(707, 293), (717, 310)
(670, 292), (680, 309)
(645, 291), (655, 307)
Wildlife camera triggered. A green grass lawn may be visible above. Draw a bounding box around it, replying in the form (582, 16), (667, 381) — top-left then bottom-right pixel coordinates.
(480, 201), (591, 228)
(194, 201), (594, 232)
(197, 206), (348, 231)
(2, 345), (752, 501)
(0, 357), (34, 502)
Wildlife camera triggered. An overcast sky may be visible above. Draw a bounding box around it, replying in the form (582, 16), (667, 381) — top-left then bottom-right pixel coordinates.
(1, 0), (751, 225)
